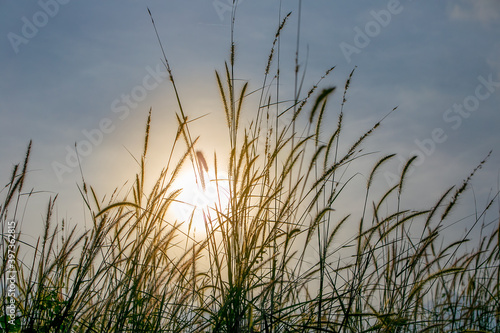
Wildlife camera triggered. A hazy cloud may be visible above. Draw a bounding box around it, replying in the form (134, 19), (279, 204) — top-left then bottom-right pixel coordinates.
(486, 44), (500, 80)
(449, 0), (500, 23)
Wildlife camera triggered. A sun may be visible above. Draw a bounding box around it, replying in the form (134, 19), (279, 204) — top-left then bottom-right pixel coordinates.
(170, 167), (230, 235)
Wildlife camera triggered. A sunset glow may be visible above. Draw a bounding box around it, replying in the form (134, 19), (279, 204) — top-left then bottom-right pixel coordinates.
(171, 168), (230, 234)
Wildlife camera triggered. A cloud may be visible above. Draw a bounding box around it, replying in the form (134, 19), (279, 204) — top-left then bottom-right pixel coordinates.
(486, 44), (500, 80)
(449, 0), (500, 23)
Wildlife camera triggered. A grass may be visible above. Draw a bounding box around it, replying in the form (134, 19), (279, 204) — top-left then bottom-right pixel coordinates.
(1, 5), (500, 333)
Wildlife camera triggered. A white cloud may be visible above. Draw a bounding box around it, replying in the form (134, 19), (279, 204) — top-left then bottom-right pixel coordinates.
(449, 0), (500, 23)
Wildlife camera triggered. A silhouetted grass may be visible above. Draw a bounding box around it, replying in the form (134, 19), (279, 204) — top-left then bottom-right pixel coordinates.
(1, 5), (499, 333)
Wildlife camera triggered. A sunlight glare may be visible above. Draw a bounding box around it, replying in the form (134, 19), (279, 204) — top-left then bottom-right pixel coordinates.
(171, 168), (230, 235)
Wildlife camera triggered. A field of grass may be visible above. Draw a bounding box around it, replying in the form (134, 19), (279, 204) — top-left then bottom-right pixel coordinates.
(1, 6), (499, 333)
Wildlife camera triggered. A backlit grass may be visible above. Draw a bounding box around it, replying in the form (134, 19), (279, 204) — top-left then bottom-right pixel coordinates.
(1, 6), (499, 333)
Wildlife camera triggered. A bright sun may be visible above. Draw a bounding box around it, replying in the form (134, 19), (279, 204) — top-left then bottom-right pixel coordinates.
(170, 168), (230, 235)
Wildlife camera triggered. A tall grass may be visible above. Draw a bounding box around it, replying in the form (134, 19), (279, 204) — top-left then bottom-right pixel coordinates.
(1, 6), (499, 333)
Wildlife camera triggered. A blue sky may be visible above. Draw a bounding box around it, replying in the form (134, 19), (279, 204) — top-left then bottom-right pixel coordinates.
(1, 0), (499, 241)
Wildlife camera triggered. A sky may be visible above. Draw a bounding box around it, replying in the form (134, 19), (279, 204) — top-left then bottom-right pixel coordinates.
(1, 0), (499, 243)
